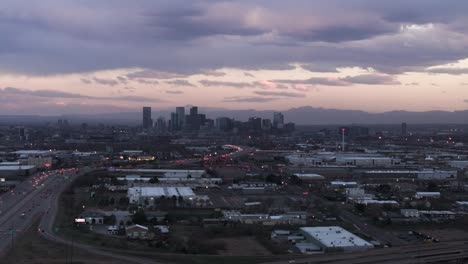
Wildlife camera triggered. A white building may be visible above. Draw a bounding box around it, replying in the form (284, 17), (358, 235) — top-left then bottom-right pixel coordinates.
(417, 170), (457, 180)
(448, 160), (468, 169)
(415, 192), (441, 199)
(401, 209), (420, 218)
(300, 226), (373, 252)
(128, 187), (195, 204)
(113, 169), (205, 178)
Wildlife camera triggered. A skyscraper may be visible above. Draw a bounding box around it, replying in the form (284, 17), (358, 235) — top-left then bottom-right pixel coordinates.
(170, 112), (178, 131)
(142, 107), (152, 129)
(190, 106), (198, 116)
(176, 106), (185, 130)
(273, 112), (284, 129)
(401, 122), (407, 136)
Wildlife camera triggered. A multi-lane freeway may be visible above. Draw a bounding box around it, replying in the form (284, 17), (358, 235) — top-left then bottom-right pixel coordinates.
(0, 168), (81, 254)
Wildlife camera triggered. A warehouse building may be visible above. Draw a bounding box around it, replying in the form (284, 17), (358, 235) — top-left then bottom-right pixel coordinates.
(128, 187), (195, 204)
(300, 226), (373, 252)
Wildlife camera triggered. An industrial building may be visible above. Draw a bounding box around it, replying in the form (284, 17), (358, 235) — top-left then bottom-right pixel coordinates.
(128, 187), (196, 204)
(299, 226), (373, 252)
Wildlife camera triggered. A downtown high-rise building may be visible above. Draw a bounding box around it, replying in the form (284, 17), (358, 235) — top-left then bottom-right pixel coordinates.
(273, 112), (284, 129)
(401, 122), (408, 136)
(176, 106), (185, 130)
(142, 106), (153, 129)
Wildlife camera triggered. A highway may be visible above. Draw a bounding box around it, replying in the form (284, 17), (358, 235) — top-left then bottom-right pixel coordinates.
(0, 168), (79, 254)
(0, 167), (160, 263)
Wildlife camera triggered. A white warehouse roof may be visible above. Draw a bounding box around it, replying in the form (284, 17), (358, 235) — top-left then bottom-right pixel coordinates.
(128, 187), (195, 198)
(301, 226), (373, 248)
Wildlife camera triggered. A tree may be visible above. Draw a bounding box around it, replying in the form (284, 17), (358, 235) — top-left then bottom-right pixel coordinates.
(355, 203), (366, 213)
(427, 181), (439, 192)
(149, 177), (159, 184)
(289, 175), (303, 185)
(376, 184), (391, 195)
(132, 209), (147, 225)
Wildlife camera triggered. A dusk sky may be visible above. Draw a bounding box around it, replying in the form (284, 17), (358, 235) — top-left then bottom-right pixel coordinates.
(1, 0), (468, 115)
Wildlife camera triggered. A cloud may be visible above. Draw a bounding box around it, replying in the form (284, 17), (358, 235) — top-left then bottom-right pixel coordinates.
(135, 79), (159, 85)
(301, 64), (339, 73)
(200, 70), (226, 77)
(166, 79), (196, 87)
(341, 74), (400, 85)
(405, 82), (419, 86)
(92, 77), (119, 86)
(126, 70), (187, 80)
(461, 83), (468, 86)
(199, 80), (254, 88)
(166, 90), (184, 94)
(1, 0), (468, 77)
(244, 72), (255, 77)
(0, 87), (162, 102)
(272, 77), (349, 86)
(117, 76), (128, 84)
(80, 78), (92, 84)
(253, 91), (305, 98)
(426, 67), (468, 75)
(223, 96), (278, 103)
(2, 87), (88, 99)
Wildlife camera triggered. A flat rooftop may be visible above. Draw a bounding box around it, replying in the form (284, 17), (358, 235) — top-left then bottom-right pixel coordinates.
(301, 226), (373, 248)
(128, 187), (195, 197)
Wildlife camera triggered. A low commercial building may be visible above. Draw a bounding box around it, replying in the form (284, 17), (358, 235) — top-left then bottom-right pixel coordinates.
(113, 169), (205, 178)
(415, 192), (441, 199)
(300, 226), (373, 252)
(78, 211), (105, 225)
(0, 165), (36, 178)
(419, 211), (457, 221)
(455, 201), (468, 211)
(401, 209), (420, 218)
(293, 173), (325, 181)
(331, 181), (358, 188)
(126, 224), (149, 239)
(128, 187), (196, 204)
(448, 160), (468, 169)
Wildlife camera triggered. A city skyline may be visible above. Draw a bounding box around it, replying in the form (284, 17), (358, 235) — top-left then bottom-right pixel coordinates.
(1, 1), (468, 114)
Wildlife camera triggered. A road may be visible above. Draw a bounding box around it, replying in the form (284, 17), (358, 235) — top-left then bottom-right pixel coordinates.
(0, 167), (161, 263)
(0, 168), (79, 253)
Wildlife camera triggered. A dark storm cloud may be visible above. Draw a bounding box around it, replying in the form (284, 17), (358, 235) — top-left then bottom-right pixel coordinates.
(1, 0), (468, 75)
(223, 96), (278, 103)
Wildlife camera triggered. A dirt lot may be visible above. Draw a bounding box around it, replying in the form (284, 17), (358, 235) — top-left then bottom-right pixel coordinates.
(2, 221), (135, 264)
(416, 228), (468, 242)
(214, 236), (272, 256)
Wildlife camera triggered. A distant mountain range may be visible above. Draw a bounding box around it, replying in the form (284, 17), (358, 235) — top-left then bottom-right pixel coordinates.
(1, 106), (467, 125)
